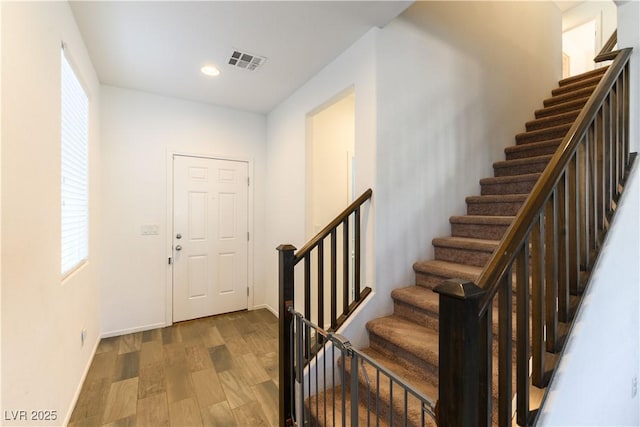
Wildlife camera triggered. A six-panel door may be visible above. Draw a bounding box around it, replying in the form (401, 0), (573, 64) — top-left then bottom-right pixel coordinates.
(172, 155), (249, 322)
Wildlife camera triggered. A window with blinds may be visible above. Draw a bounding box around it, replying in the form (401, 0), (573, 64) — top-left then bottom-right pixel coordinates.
(61, 46), (89, 277)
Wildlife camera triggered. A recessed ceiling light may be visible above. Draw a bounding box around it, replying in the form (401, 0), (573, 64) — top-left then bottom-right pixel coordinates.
(200, 65), (220, 77)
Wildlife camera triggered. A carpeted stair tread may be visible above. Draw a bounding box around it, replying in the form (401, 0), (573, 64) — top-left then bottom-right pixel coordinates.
(300, 372), (437, 427)
(392, 285), (440, 315)
(504, 138), (563, 160)
(433, 236), (499, 266)
(342, 347), (439, 426)
(450, 214), (515, 225)
(392, 285), (523, 342)
(466, 193), (529, 204)
(558, 66), (607, 87)
(535, 96), (590, 118)
(359, 347), (439, 402)
(543, 85), (597, 107)
(493, 155), (552, 176)
(432, 236), (500, 251)
(552, 74), (604, 96)
(367, 315), (439, 369)
(392, 285), (440, 329)
(466, 194), (528, 216)
(450, 215), (514, 240)
(525, 110), (580, 131)
(306, 385), (373, 426)
(515, 123), (572, 145)
(310, 65), (609, 424)
(413, 259), (483, 288)
(480, 172), (541, 195)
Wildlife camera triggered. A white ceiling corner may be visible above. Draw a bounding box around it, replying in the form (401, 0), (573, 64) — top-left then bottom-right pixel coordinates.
(69, 1), (413, 114)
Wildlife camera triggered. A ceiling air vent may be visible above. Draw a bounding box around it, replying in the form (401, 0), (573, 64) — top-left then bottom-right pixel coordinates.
(228, 49), (267, 71)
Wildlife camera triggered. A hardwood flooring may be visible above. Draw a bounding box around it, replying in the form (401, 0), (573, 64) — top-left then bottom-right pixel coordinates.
(69, 309), (279, 427)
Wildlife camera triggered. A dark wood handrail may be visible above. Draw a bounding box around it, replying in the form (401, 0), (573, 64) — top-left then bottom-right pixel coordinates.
(294, 188), (372, 262)
(595, 29), (618, 62)
(476, 47), (632, 316)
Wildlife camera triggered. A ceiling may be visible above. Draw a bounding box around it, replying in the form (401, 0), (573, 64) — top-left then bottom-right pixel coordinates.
(553, 1), (584, 12)
(70, 1), (412, 114)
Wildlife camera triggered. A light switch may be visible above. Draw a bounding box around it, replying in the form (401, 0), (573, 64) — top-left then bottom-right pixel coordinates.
(141, 225), (159, 236)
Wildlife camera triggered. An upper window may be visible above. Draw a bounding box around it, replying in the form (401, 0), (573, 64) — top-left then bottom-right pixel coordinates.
(61, 46), (89, 277)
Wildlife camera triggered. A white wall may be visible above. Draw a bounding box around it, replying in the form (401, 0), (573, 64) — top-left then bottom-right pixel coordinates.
(617, 0), (640, 154)
(265, 2), (561, 349)
(100, 86), (266, 336)
(561, 1), (617, 77)
(373, 1), (561, 322)
(265, 28), (378, 326)
(563, 19), (598, 77)
(562, 0), (617, 48)
(309, 92), (355, 234)
(1, 2), (101, 424)
(0, 0), (4, 406)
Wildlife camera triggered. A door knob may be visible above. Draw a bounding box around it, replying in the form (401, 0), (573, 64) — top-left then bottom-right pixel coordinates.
(175, 245), (182, 251)
(176, 233), (182, 239)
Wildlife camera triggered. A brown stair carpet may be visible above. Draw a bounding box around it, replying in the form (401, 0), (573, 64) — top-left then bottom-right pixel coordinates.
(307, 67), (607, 425)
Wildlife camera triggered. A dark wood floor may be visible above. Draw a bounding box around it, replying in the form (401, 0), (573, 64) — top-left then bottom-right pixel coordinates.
(69, 309), (279, 426)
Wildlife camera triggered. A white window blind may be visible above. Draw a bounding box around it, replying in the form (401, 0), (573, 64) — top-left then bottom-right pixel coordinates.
(61, 47), (89, 276)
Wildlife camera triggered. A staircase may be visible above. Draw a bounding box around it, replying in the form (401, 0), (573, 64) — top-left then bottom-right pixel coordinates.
(312, 66), (611, 425)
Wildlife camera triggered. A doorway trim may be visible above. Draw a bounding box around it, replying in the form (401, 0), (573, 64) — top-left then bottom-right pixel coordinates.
(305, 85), (355, 240)
(165, 148), (255, 326)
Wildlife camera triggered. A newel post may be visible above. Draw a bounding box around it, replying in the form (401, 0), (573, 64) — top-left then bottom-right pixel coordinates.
(277, 244), (296, 427)
(434, 279), (486, 427)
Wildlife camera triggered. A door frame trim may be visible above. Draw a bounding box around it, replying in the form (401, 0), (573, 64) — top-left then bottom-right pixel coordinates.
(165, 149), (255, 326)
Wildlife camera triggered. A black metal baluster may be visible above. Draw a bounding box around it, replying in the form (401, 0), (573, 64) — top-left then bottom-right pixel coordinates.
(354, 207), (361, 300)
(531, 213), (545, 387)
(331, 230), (337, 329)
(498, 272), (512, 427)
(568, 152), (580, 295)
(317, 240), (324, 334)
(304, 254), (311, 322)
(516, 243), (530, 426)
(545, 194), (558, 353)
(343, 218), (349, 315)
(558, 173), (570, 323)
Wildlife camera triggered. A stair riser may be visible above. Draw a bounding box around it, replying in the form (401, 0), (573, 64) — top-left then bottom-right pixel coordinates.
(343, 369), (430, 427)
(368, 334), (438, 379)
(450, 223), (510, 240)
(553, 76), (602, 95)
(505, 142), (561, 160)
(415, 270), (457, 289)
(393, 299), (520, 345)
(304, 388), (375, 427)
(535, 98), (588, 118)
(494, 160), (549, 177)
(543, 86), (596, 107)
(559, 67), (607, 87)
(393, 301), (438, 331)
(434, 246), (493, 267)
(516, 127), (570, 145)
(467, 200), (523, 216)
(525, 112), (579, 132)
(481, 179), (537, 196)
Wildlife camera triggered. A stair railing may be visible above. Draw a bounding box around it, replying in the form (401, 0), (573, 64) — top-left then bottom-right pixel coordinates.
(288, 307), (436, 426)
(435, 42), (635, 425)
(278, 188), (373, 426)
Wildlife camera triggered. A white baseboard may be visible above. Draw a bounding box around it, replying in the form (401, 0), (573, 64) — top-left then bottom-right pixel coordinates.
(101, 321), (168, 339)
(62, 336), (100, 426)
(252, 303), (278, 318)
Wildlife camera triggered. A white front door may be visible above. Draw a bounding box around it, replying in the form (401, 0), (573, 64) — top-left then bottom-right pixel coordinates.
(172, 155), (249, 322)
